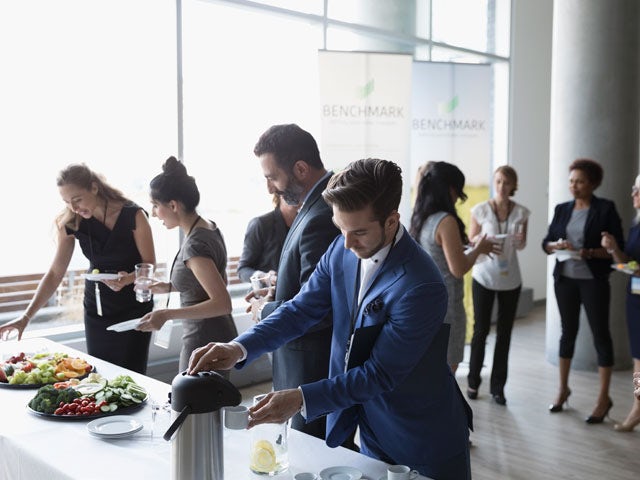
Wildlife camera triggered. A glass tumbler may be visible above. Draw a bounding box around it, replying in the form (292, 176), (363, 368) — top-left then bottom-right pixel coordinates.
(249, 394), (289, 475)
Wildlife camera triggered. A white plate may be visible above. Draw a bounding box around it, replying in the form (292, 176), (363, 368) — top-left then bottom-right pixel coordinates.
(493, 233), (509, 240)
(106, 318), (143, 332)
(81, 273), (119, 281)
(319, 466), (362, 480)
(87, 415), (143, 437)
(611, 263), (637, 275)
(554, 250), (581, 262)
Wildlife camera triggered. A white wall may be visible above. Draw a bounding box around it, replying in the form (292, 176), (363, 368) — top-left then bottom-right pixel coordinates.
(509, 0), (554, 301)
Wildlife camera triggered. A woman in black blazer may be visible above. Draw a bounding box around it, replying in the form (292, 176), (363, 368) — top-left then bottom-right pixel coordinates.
(542, 158), (624, 423)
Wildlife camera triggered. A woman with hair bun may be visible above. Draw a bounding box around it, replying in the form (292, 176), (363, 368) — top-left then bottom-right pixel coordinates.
(0, 164), (155, 373)
(136, 157), (237, 372)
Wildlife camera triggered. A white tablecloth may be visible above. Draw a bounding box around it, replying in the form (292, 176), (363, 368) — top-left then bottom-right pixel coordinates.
(0, 338), (428, 480)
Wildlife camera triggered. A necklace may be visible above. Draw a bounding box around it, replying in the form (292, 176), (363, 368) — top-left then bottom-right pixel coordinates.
(87, 198), (109, 317)
(88, 199), (109, 263)
(491, 199), (513, 234)
(166, 215), (201, 307)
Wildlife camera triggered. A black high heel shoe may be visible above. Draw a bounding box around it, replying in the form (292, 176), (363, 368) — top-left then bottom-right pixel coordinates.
(585, 398), (613, 424)
(466, 388), (478, 400)
(549, 389), (571, 413)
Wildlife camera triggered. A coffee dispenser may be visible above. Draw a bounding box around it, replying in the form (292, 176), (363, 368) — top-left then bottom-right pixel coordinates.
(164, 371), (241, 480)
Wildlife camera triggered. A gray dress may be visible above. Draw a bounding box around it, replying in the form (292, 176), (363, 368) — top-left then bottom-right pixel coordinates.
(171, 224), (238, 371)
(418, 212), (466, 365)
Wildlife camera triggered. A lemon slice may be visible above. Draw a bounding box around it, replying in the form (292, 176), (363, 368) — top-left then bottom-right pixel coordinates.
(71, 358), (89, 371)
(250, 440), (276, 473)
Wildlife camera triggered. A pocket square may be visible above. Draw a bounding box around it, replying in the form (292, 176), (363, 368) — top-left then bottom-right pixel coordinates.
(364, 297), (384, 315)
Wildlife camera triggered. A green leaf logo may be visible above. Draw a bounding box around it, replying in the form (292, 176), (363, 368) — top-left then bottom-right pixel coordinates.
(357, 79), (375, 99)
(438, 95), (459, 114)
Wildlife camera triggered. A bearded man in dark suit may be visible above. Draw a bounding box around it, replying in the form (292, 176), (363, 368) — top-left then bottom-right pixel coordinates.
(252, 123), (339, 440)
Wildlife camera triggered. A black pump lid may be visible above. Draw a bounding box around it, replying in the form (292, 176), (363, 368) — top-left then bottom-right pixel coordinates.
(170, 371), (241, 414)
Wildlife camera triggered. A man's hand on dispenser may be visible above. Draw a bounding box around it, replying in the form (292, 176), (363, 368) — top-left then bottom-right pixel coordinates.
(248, 389), (303, 428)
(187, 342), (243, 374)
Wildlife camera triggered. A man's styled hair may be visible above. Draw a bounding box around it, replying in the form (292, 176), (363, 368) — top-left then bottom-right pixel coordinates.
(322, 158), (402, 226)
(253, 123), (323, 171)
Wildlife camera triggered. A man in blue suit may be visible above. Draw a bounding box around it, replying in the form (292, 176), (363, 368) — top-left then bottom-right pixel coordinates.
(190, 159), (472, 479)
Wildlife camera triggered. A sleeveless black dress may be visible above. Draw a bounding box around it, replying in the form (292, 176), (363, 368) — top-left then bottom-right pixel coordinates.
(67, 202), (152, 373)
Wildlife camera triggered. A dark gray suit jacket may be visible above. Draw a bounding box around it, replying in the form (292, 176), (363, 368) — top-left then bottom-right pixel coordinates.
(237, 207), (288, 283)
(261, 172), (339, 438)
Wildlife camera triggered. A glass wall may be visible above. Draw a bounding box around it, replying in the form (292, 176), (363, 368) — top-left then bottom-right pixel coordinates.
(0, 0), (511, 330)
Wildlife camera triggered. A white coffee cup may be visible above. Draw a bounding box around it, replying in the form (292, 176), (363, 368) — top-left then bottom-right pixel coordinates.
(223, 405), (249, 430)
(387, 465), (419, 480)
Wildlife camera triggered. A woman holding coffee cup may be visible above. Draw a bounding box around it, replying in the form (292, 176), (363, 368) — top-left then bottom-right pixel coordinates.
(0, 164), (156, 373)
(466, 166), (530, 405)
(135, 157), (237, 372)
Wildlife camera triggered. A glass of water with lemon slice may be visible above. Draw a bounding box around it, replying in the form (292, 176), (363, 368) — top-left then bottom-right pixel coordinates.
(250, 394), (289, 475)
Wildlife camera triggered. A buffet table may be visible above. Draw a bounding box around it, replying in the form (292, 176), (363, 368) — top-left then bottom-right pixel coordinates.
(0, 338), (428, 480)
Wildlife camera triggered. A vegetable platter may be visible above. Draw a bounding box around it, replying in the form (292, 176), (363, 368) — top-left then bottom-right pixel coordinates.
(27, 373), (148, 420)
(0, 351), (93, 388)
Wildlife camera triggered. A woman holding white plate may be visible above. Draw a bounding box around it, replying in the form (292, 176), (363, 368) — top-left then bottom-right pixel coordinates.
(601, 174), (640, 431)
(135, 157), (237, 373)
(467, 166), (530, 405)
(542, 158), (623, 423)
(0, 164), (155, 373)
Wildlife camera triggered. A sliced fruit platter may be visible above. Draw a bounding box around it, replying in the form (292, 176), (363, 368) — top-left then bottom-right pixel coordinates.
(27, 373), (148, 420)
(0, 352), (93, 388)
(611, 260), (639, 275)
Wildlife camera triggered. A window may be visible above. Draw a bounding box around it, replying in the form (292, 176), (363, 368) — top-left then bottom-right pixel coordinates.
(0, 0), (176, 328)
(0, 0), (511, 333)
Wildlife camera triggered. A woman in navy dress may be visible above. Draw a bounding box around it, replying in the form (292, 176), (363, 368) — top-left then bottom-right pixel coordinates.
(601, 174), (640, 431)
(0, 164), (155, 373)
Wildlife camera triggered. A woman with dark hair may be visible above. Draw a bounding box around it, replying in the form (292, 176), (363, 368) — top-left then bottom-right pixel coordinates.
(543, 158), (624, 423)
(467, 165), (530, 405)
(0, 164), (155, 373)
(136, 157), (237, 372)
(410, 161), (497, 373)
(601, 174), (640, 431)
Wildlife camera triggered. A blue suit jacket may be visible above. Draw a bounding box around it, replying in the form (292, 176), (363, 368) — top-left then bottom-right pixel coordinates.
(237, 227), (472, 473)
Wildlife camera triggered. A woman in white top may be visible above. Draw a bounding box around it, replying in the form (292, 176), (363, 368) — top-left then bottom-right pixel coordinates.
(466, 166), (530, 405)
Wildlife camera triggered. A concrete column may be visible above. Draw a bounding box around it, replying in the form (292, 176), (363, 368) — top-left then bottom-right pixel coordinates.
(546, 0), (640, 370)
(347, 0), (417, 54)
(345, 0), (416, 221)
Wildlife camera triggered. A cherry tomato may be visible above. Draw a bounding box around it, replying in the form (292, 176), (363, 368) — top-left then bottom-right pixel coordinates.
(54, 408), (64, 415)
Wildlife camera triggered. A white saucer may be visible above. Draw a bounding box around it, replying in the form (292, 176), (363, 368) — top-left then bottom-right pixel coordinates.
(81, 273), (119, 281)
(319, 466), (362, 480)
(107, 319), (143, 332)
(87, 415), (143, 437)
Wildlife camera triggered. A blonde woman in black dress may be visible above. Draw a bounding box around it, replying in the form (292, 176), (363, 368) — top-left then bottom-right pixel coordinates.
(136, 157), (237, 372)
(0, 164), (155, 373)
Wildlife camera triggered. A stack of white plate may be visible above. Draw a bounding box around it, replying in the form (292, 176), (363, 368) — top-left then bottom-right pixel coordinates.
(87, 415), (143, 439)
